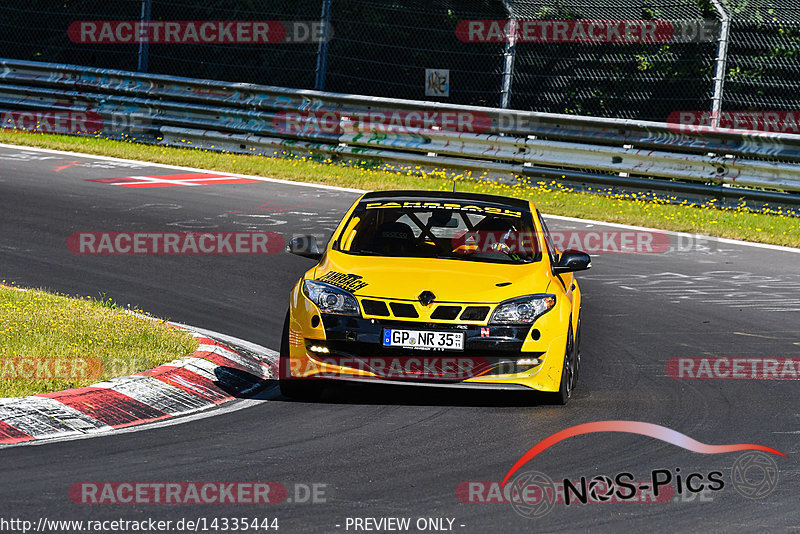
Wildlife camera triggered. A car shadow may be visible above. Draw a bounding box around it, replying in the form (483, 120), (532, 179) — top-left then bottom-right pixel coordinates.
(213, 366), (271, 398)
(273, 380), (588, 407)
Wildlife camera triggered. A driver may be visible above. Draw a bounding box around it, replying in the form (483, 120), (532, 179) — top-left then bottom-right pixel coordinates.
(452, 216), (518, 257)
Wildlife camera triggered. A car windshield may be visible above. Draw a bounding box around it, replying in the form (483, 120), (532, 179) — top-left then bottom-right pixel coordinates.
(334, 201), (541, 264)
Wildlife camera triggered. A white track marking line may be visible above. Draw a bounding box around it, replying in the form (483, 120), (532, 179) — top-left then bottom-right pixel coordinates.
(116, 177), (247, 185)
(0, 142), (366, 193)
(0, 142), (796, 252)
(114, 177), (198, 186)
(545, 213), (800, 254)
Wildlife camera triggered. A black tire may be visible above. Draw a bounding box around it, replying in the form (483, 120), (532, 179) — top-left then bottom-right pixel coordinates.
(550, 322), (577, 405)
(573, 316), (582, 386)
(278, 310), (324, 400)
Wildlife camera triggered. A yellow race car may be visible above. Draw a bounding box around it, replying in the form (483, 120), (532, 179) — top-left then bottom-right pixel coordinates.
(280, 190), (590, 404)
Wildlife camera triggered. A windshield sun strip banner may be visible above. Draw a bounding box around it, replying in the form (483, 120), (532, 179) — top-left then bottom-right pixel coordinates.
(363, 201), (524, 218)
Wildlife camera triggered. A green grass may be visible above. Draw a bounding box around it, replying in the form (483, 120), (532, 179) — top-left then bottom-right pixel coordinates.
(1, 130), (798, 247)
(0, 285), (199, 397)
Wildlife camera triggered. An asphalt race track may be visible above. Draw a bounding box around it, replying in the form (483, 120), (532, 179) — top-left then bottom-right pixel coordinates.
(1, 144), (798, 532)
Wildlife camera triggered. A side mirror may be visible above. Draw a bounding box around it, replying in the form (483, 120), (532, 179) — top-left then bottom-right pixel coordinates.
(552, 250), (591, 274)
(287, 235), (323, 261)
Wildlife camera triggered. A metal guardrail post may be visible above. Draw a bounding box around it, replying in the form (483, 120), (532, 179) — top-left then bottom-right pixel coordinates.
(137, 0), (152, 73)
(710, 0), (731, 127)
(499, 0), (517, 109)
(314, 0), (333, 91)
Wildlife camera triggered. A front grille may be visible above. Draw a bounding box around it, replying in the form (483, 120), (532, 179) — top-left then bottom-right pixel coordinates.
(320, 316), (529, 352)
(460, 306), (490, 321)
(431, 305), (461, 320)
(361, 299), (390, 316)
(354, 300), (495, 323)
(390, 302), (419, 318)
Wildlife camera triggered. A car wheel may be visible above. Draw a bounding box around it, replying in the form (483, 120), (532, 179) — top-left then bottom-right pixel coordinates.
(278, 310), (324, 401)
(551, 323), (576, 405)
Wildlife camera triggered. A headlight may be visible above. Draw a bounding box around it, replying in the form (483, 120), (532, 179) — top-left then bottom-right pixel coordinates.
(489, 294), (556, 324)
(303, 280), (361, 316)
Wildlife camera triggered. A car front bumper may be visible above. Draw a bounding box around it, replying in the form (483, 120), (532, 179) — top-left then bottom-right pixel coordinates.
(286, 314), (568, 392)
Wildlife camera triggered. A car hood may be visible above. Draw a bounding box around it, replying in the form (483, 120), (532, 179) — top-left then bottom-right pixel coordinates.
(313, 251), (552, 303)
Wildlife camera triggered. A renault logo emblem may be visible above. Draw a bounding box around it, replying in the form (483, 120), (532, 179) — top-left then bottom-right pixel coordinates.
(418, 291), (436, 306)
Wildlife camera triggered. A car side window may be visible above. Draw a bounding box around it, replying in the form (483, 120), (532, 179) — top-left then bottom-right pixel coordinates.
(537, 210), (559, 265)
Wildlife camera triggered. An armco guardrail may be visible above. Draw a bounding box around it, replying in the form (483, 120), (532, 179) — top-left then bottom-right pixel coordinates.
(2, 58), (800, 201)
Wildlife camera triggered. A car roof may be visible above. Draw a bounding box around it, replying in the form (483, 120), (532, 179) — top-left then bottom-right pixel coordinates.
(360, 190), (531, 210)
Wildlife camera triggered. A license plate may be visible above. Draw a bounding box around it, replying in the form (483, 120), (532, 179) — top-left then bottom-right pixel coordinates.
(382, 329), (464, 351)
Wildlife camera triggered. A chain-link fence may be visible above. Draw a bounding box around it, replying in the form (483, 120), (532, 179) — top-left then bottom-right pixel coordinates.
(1, 1), (798, 122)
(722, 0), (800, 112)
(506, 0), (719, 119)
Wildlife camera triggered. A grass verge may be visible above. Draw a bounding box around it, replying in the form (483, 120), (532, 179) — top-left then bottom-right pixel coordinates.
(0, 285), (199, 397)
(1, 130), (798, 247)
